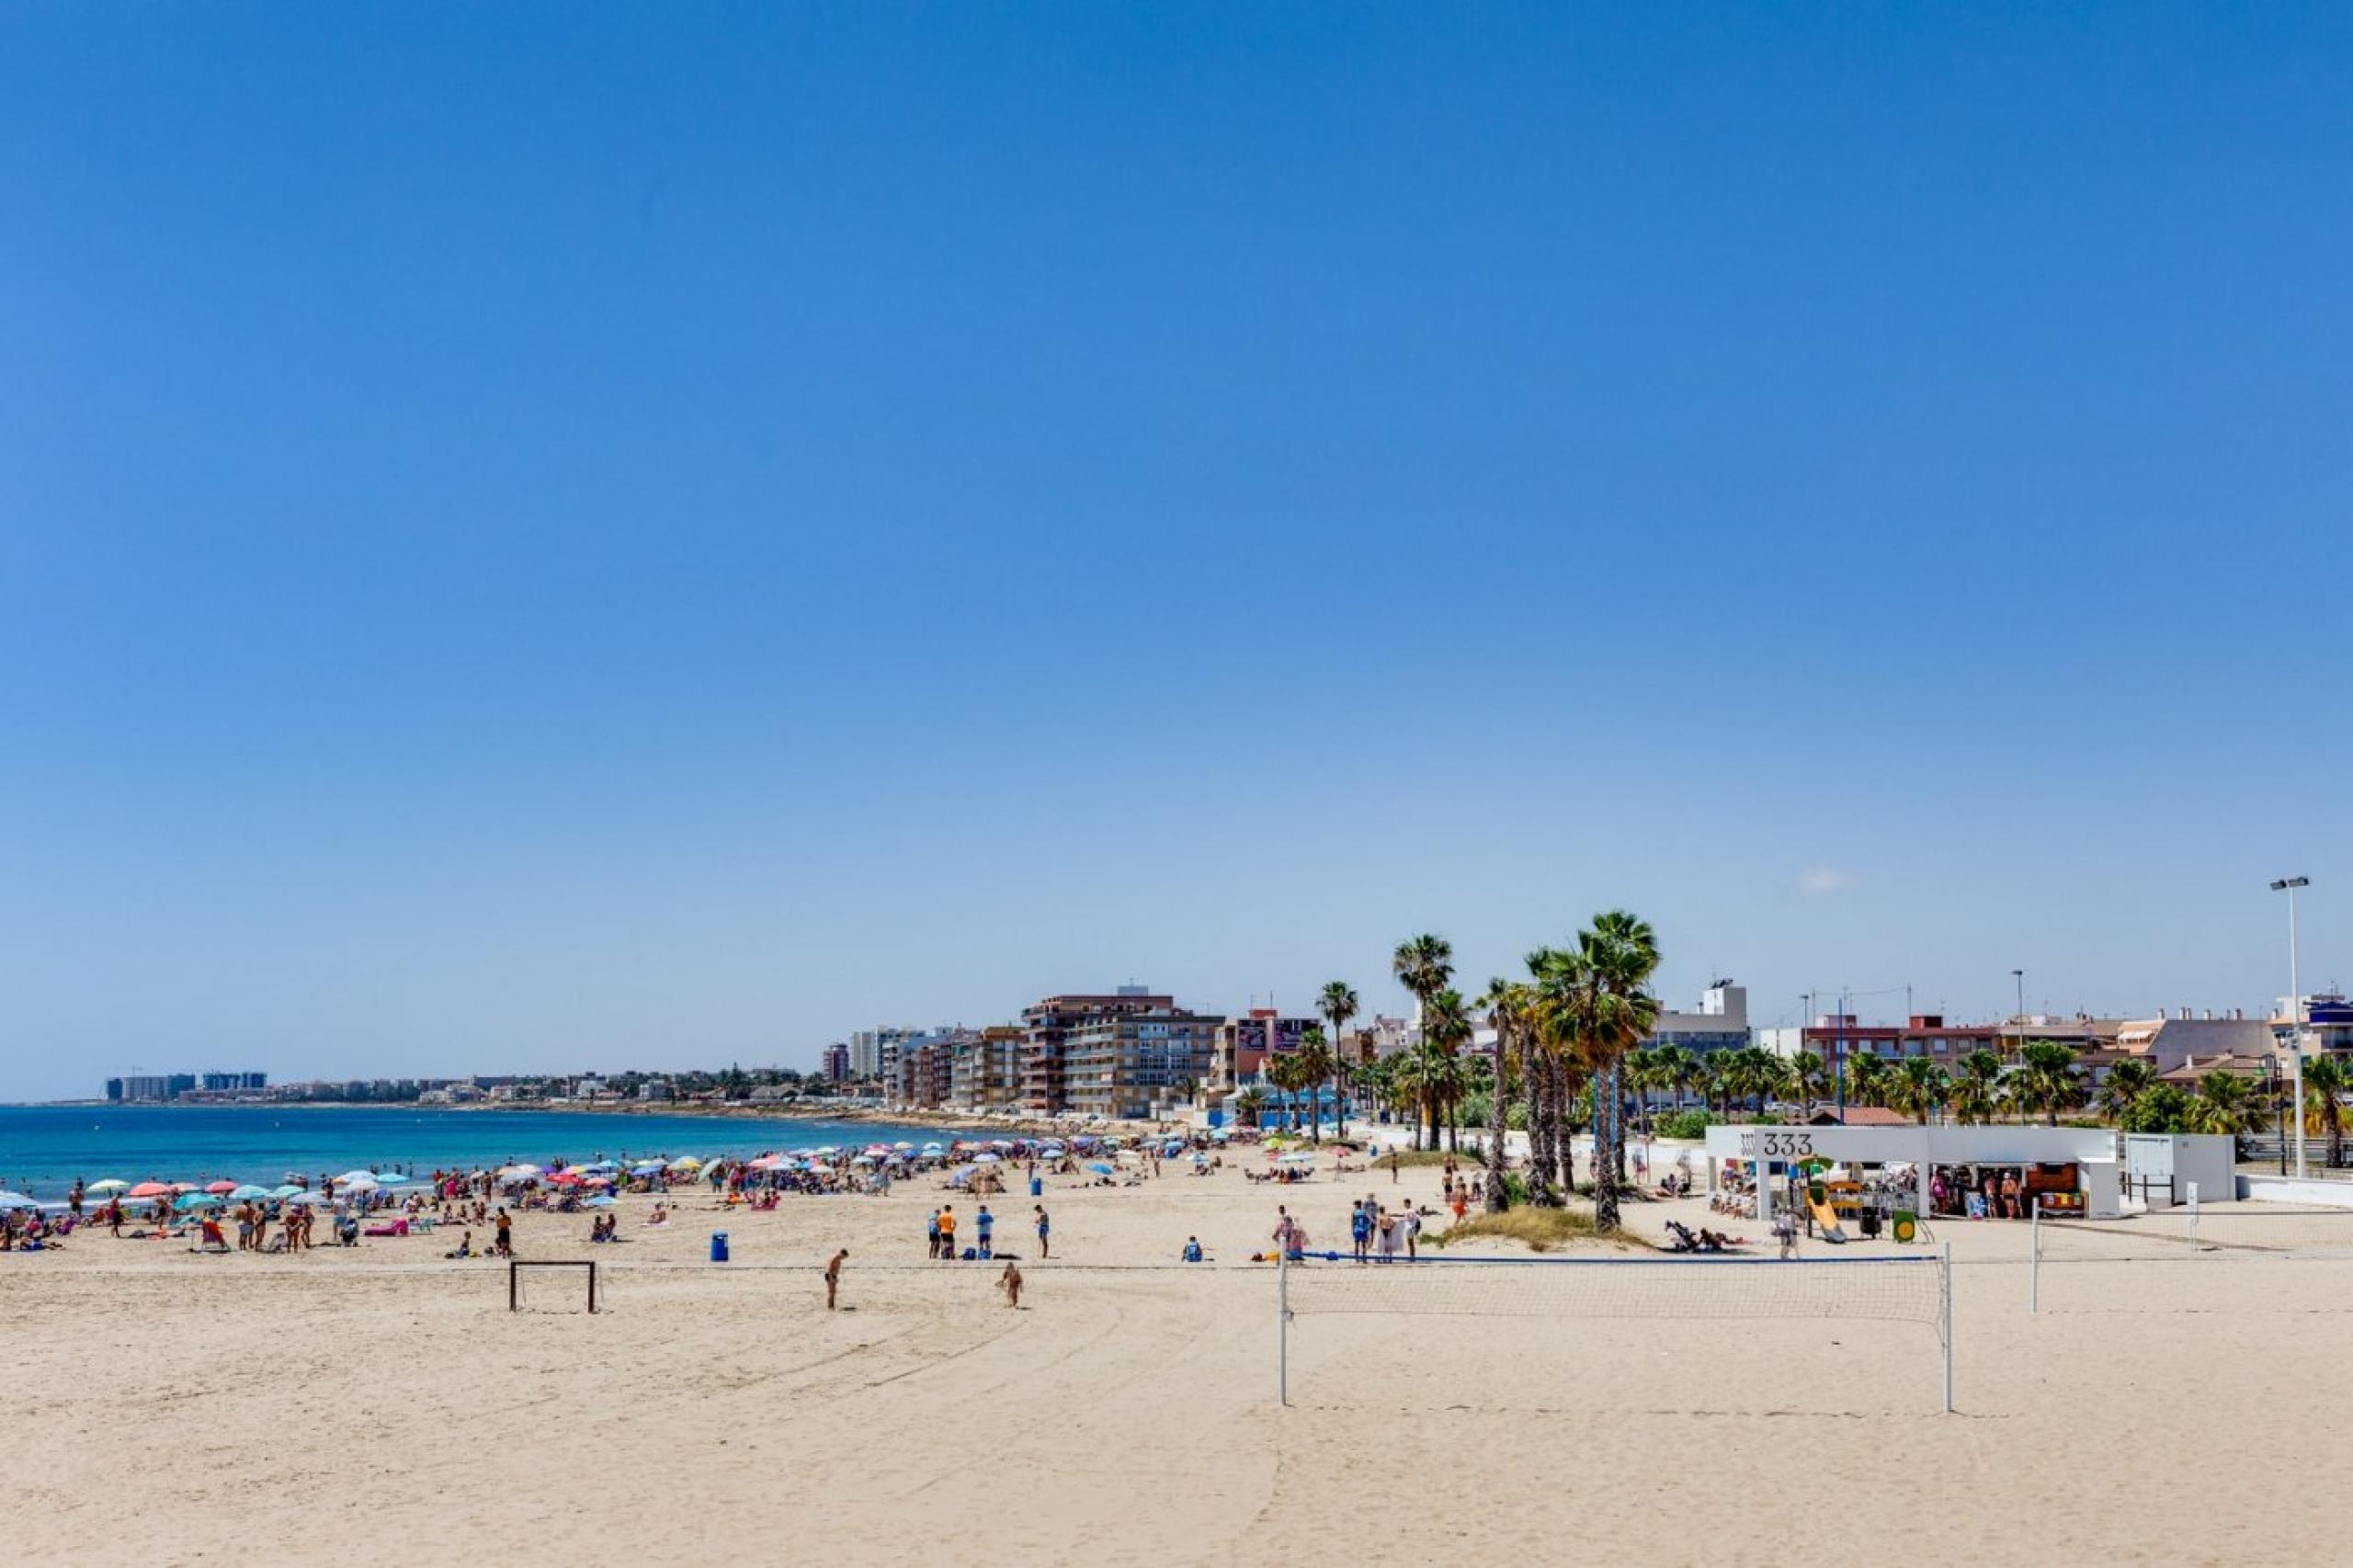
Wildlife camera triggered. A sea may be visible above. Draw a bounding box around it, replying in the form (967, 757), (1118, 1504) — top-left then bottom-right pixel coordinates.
(0, 1104), (981, 1198)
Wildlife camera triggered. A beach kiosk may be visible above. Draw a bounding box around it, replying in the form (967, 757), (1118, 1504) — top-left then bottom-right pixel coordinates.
(1706, 1123), (2120, 1229)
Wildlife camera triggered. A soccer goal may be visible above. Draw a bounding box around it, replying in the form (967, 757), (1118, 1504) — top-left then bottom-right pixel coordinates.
(509, 1258), (601, 1313)
(1276, 1248), (1951, 1414)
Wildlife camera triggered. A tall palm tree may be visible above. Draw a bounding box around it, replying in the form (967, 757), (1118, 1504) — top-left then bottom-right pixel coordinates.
(1292, 1028), (1338, 1144)
(2302, 1053), (2349, 1169)
(1233, 1085), (1268, 1129)
(1316, 982), (1359, 1139)
(2098, 1058), (2158, 1124)
(1392, 934), (1455, 1048)
(1477, 977), (1535, 1210)
(1532, 911), (1661, 1233)
(1887, 1058), (1950, 1125)
(1264, 1051), (1311, 1133)
(1420, 988), (1473, 1150)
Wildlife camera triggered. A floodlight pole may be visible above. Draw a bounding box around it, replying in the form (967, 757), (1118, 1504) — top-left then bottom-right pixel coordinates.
(2272, 877), (2310, 1179)
(1277, 1245), (1290, 1407)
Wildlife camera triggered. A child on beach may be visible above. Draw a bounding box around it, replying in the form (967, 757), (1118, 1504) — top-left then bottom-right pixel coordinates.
(997, 1259), (1021, 1308)
(825, 1248), (848, 1310)
(1034, 1204), (1050, 1258)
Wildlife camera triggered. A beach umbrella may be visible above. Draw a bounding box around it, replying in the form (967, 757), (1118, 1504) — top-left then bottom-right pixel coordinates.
(87, 1178), (131, 1193)
(498, 1165), (543, 1179)
(1086, 1162), (1115, 1176)
(268, 1185), (304, 1199)
(549, 1171), (583, 1186)
(204, 1181), (237, 1195)
(973, 1152), (1001, 1164)
(894, 1142), (916, 1151)
(283, 1190), (333, 1205)
(668, 1156), (702, 1171)
(585, 1194), (616, 1208)
(128, 1181), (173, 1199)
(227, 1185), (271, 1200)
(0, 1191), (36, 1209)
(373, 1172), (415, 1186)
(175, 1193), (221, 1210)
(334, 1169), (376, 1187)
(170, 1182), (199, 1194)
(849, 1154), (874, 1165)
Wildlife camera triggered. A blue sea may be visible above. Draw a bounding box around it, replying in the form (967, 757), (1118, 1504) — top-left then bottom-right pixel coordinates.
(0, 1104), (979, 1198)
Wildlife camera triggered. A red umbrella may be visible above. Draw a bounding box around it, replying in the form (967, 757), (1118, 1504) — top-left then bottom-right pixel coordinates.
(205, 1181), (237, 1195)
(129, 1181), (173, 1198)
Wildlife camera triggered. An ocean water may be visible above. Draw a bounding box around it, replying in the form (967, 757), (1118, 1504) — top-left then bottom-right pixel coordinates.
(0, 1104), (981, 1198)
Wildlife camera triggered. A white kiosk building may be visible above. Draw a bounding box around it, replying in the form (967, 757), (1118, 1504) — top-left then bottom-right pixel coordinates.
(1704, 1122), (2124, 1226)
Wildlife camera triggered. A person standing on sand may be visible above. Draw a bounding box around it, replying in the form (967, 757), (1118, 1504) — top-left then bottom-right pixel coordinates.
(1034, 1204), (1051, 1258)
(825, 1248), (848, 1310)
(975, 1205), (994, 1260)
(926, 1208), (941, 1258)
(1350, 1201), (1371, 1262)
(998, 1259), (1021, 1308)
(494, 1208), (513, 1257)
(937, 1205), (957, 1258)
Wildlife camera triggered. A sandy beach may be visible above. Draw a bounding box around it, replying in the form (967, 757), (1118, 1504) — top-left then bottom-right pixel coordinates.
(7, 1153), (2352, 1567)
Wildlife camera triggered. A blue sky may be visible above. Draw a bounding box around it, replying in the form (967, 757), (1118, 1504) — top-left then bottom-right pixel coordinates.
(4, 6), (2350, 1099)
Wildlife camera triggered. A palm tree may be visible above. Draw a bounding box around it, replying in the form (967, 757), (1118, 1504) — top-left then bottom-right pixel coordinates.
(1292, 1028), (1338, 1144)
(1392, 934), (1455, 1050)
(2015, 1040), (2085, 1126)
(2098, 1058), (2158, 1124)
(1532, 911), (1661, 1233)
(2189, 1071), (2263, 1138)
(1420, 989), (1473, 1150)
(1844, 1051), (1891, 1110)
(1233, 1085), (1268, 1129)
(1887, 1058), (1950, 1125)
(2302, 1053), (2349, 1169)
(1316, 982), (1359, 1139)
(1789, 1051), (1830, 1113)
(1953, 1050), (2003, 1125)
(1264, 1051), (1311, 1133)
(1477, 977), (1535, 1210)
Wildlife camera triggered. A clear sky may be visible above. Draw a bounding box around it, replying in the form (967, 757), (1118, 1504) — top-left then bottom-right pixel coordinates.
(5, 6), (2350, 1100)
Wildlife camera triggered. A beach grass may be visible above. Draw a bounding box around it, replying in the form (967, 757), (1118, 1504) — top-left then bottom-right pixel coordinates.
(1429, 1206), (1652, 1253)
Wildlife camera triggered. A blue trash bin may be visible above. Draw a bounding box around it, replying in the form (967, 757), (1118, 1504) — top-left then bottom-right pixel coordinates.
(1029, 1177), (1043, 1198)
(710, 1231), (729, 1263)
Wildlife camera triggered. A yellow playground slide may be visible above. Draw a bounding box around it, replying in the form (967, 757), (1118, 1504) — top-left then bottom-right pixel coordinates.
(1808, 1198), (1848, 1244)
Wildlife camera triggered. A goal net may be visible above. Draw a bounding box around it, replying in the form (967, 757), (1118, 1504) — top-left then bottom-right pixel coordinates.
(509, 1259), (602, 1313)
(1279, 1252), (1950, 1413)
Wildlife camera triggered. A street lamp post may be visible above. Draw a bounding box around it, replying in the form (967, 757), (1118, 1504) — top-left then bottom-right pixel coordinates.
(2011, 969), (2025, 1062)
(2271, 877), (2311, 1179)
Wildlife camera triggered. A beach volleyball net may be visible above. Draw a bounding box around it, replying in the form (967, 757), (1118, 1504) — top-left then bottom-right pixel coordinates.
(510, 1258), (602, 1313)
(1277, 1250), (1951, 1413)
(2029, 1199), (2353, 1310)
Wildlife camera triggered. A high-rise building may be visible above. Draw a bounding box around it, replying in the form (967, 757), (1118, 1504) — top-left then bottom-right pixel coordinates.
(1021, 987), (1173, 1113)
(821, 1041), (851, 1081)
(847, 1030), (881, 1078)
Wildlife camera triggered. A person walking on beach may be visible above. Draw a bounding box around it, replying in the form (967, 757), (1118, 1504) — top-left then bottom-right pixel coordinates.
(1774, 1207), (1799, 1260)
(998, 1259), (1022, 1308)
(1034, 1204), (1051, 1258)
(825, 1248), (848, 1310)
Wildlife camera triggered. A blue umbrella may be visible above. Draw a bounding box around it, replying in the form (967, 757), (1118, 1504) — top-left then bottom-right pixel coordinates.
(227, 1185), (271, 1200)
(268, 1185), (305, 1199)
(175, 1193), (222, 1210)
(1086, 1162), (1115, 1176)
(585, 1194), (617, 1208)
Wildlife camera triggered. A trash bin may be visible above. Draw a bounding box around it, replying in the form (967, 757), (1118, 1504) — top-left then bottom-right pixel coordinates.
(710, 1231), (729, 1263)
(1029, 1177), (1043, 1198)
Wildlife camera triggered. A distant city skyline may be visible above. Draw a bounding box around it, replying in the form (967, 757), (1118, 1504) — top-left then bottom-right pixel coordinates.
(6, 8), (2351, 1104)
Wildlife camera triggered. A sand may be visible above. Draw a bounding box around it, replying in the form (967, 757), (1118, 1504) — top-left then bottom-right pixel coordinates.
(7, 1154), (2352, 1566)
